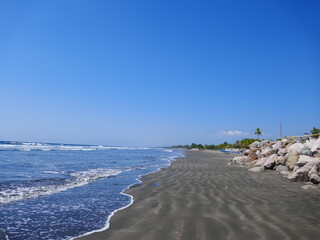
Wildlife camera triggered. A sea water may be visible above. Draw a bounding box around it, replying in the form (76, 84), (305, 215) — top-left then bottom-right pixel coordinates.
(0, 141), (183, 240)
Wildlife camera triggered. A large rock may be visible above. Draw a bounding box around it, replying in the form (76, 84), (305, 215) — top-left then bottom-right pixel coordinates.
(285, 142), (294, 148)
(255, 157), (268, 167)
(285, 154), (299, 170)
(276, 156), (288, 165)
(287, 143), (306, 155)
(261, 147), (276, 157)
(308, 160), (320, 176)
(297, 155), (320, 166)
(255, 150), (262, 158)
(245, 153), (257, 162)
(263, 154), (278, 169)
(287, 162), (314, 182)
(301, 148), (312, 156)
(272, 141), (282, 151)
(311, 138), (320, 152)
(313, 152), (320, 158)
(245, 160), (258, 168)
(275, 165), (288, 172)
(278, 148), (288, 156)
(231, 156), (246, 165)
(304, 139), (315, 149)
(243, 149), (251, 156)
(257, 140), (270, 148)
(248, 166), (265, 172)
(292, 166), (300, 172)
(249, 141), (260, 150)
(309, 174), (320, 184)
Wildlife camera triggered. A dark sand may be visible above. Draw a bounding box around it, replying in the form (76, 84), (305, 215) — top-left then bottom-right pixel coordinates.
(78, 150), (320, 240)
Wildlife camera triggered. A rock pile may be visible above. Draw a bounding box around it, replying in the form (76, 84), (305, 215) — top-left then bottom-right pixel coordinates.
(230, 138), (320, 186)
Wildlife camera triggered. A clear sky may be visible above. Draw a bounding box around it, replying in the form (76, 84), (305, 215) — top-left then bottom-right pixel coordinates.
(0, 0), (319, 146)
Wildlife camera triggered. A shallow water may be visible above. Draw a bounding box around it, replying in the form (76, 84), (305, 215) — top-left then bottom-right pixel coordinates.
(0, 141), (183, 239)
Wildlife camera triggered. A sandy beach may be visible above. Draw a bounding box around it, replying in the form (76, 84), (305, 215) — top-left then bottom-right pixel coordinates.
(78, 150), (320, 240)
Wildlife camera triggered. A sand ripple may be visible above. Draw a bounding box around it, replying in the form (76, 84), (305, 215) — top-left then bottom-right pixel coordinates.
(78, 151), (320, 240)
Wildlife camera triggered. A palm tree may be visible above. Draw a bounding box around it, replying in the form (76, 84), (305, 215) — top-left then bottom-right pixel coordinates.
(255, 128), (262, 139)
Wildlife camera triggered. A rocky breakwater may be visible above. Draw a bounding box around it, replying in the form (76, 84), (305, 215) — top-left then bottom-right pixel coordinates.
(230, 138), (320, 189)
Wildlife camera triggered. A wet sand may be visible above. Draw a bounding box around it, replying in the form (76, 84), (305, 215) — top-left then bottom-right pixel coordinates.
(78, 150), (320, 240)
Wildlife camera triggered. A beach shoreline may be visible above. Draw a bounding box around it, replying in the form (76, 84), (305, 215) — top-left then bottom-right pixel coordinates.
(77, 150), (320, 240)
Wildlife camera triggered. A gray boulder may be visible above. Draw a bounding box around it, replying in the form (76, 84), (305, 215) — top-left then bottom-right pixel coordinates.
(278, 148), (288, 156)
(287, 143), (305, 155)
(249, 141), (260, 150)
(272, 141), (282, 150)
(263, 154), (278, 169)
(308, 160), (320, 176)
(255, 157), (268, 167)
(257, 140), (270, 148)
(261, 147), (276, 157)
(309, 174), (320, 184)
(231, 156), (246, 165)
(297, 155), (320, 167)
(301, 148), (312, 156)
(311, 138), (320, 152)
(275, 165), (288, 172)
(287, 162), (314, 182)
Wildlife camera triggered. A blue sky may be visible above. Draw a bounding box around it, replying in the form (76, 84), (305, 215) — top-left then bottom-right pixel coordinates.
(0, 0), (319, 146)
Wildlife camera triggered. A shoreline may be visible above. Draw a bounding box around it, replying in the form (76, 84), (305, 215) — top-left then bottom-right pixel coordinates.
(73, 151), (185, 239)
(77, 150), (320, 240)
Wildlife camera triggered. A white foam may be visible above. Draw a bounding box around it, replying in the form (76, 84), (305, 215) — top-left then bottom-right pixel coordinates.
(41, 171), (61, 174)
(71, 150), (185, 240)
(0, 142), (152, 151)
(0, 168), (124, 204)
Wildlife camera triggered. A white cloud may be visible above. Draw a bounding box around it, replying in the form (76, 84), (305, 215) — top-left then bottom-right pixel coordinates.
(221, 130), (245, 136)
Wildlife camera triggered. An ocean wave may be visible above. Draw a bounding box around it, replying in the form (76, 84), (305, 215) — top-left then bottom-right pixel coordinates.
(0, 168), (124, 204)
(41, 171), (62, 174)
(0, 142), (152, 151)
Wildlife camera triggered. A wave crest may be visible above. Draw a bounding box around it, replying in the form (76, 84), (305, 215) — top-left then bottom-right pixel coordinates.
(0, 168), (124, 204)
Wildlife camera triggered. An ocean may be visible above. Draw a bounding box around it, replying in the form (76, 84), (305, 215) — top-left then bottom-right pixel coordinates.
(0, 141), (183, 240)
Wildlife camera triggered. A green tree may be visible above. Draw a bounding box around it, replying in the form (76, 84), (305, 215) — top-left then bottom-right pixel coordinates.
(255, 128), (262, 139)
(311, 127), (320, 138)
(191, 143), (197, 148)
(237, 138), (260, 149)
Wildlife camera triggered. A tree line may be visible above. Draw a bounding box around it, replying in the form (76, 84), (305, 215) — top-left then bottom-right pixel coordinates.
(172, 138), (260, 150)
(172, 126), (319, 150)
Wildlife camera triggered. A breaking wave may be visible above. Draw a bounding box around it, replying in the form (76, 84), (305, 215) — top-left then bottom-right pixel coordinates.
(0, 168), (124, 204)
(0, 141), (151, 151)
